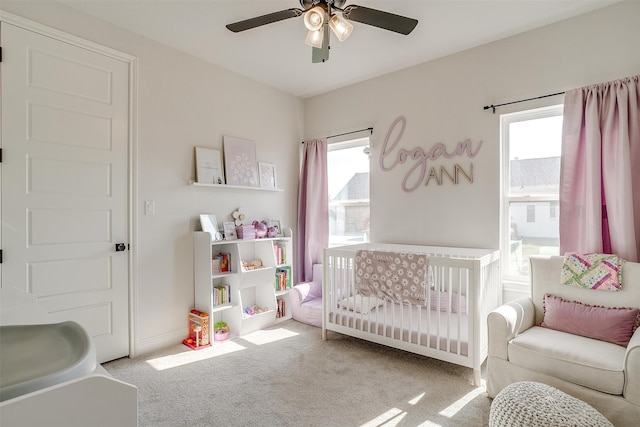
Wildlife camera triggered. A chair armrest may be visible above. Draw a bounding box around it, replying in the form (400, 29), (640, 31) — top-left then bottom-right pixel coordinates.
(624, 327), (640, 404)
(291, 283), (311, 305)
(487, 297), (535, 360)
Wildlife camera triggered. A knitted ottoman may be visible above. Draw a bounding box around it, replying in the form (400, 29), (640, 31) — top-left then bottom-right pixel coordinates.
(489, 381), (613, 427)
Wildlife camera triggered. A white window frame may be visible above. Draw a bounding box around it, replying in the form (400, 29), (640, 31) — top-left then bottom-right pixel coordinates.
(500, 105), (563, 289)
(327, 136), (371, 247)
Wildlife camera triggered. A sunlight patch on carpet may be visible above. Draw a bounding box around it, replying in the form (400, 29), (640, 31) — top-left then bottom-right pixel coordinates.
(408, 392), (425, 405)
(145, 341), (247, 371)
(438, 386), (485, 418)
(239, 327), (299, 345)
(415, 421), (442, 427)
(360, 408), (404, 427)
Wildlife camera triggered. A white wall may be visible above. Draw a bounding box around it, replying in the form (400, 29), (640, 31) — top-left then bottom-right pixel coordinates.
(1, 1), (304, 355)
(304, 1), (640, 253)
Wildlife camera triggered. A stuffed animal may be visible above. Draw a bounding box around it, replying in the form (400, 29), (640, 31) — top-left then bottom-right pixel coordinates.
(253, 220), (267, 238)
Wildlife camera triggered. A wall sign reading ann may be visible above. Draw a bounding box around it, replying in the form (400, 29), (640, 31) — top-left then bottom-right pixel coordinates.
(379, 116), (483, 192)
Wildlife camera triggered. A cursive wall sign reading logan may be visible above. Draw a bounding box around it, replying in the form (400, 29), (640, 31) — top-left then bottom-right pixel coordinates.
(379, 116), (484, 193)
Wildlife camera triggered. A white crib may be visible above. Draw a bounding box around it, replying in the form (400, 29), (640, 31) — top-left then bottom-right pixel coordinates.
(322, 243), (501, 386)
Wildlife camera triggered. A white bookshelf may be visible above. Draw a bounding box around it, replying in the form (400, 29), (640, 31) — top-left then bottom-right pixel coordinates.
(193, 229), (293, 343)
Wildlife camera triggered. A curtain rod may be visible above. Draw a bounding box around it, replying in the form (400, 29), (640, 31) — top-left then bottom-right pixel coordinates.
(301, 127), (373, 144)
(483, 91), (565, 114)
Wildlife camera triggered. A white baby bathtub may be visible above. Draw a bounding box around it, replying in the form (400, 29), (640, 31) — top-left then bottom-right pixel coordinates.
(0, 321), (97, 402)
(0, 288), (137, 426)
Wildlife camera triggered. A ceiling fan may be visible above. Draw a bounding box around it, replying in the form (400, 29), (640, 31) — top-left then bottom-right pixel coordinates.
(226, 0), (418, 63)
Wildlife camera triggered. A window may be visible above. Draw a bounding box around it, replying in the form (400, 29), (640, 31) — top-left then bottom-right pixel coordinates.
(327, 137), (370, 247)
(526, 205), (535, 222)
(501, 105), (562, 284)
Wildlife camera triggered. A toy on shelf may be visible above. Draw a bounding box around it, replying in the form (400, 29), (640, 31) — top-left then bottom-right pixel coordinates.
(213, 321), (230, 341)
(253, 220), (268, 238)
(232, 208), (248, 226)
(243, 304), (269, 318)
(183, 309), (211, 350)
(236, 224), (255, 240)
(242, 259), (263, 271)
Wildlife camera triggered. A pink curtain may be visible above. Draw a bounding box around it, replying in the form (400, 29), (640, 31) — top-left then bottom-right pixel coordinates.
(560, 75), (640, 262)
(297, 138), (328, 283)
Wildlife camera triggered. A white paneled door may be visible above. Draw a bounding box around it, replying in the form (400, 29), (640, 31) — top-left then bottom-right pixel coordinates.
(1, 22), (131, 362)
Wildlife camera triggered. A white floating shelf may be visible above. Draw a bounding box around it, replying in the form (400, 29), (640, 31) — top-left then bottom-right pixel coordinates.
(189, 181), (283, 192)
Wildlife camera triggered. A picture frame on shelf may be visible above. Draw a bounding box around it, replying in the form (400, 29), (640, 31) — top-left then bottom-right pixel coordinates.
(258, 162), (277, 189)
(267, 219), (283, 237)
(195, 147), (225, 185)
(200, 214), (223, 241)
(223, 221), (237, 240)
(223, 136), (258, 187)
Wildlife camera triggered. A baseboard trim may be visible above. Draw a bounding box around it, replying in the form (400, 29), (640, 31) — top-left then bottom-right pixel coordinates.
(134, 329), (186, 357)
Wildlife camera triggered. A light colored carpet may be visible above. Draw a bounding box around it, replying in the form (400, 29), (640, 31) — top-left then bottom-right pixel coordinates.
(103, 320), (490, 426)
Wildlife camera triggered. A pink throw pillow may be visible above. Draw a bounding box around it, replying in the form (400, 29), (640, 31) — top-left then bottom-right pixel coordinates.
(541, 293), (639, 347)
(301, 280), (322, 304)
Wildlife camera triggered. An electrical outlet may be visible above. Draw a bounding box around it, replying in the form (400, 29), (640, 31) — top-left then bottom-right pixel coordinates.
(145, 201), (155, 216)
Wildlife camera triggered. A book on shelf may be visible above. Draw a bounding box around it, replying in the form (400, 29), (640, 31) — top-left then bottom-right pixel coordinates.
(212, 252), (231, 274)
(273, 242), (287, 265)
(276, 299), (286, 318)
(274, 265), (291, 291)
(213, 283), (231, 306)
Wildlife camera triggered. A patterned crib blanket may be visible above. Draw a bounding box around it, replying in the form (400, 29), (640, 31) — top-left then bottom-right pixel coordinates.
(355, 250), (431, 305)
(561, 253), (624, 291)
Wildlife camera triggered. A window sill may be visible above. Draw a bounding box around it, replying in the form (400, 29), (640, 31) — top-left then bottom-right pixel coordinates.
(502, 279), (530, 300)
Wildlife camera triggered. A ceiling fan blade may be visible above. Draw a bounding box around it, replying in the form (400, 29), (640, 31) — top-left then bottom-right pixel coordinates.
(342, 5), (418, 35)
(226, 8), (303, 32)
(312, 24), (330, 63)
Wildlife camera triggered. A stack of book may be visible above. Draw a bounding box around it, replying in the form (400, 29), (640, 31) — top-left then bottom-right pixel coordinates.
(212, 252), (230, 273)
(275, 265), (291, 291)
(213, 284), (230, 306)
(273, 242), (287, 265)
(276, 299), (286, 318)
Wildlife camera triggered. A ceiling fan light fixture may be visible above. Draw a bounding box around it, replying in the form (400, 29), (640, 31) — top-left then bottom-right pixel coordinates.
(329, 14), (353, 42)
(304, 28), (324, 49)
(303, 6), (325, 31)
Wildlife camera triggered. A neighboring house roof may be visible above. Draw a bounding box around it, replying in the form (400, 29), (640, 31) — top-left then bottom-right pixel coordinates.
(333, 172), (370, 201)
(510, 156), (560, 192)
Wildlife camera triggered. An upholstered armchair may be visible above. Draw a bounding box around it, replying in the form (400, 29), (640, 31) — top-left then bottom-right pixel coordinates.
(487, 255), (640, 426)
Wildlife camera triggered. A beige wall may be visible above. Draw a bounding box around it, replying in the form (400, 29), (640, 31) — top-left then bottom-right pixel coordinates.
(1, 1), (304, 354)
(304, 1), (640, 254)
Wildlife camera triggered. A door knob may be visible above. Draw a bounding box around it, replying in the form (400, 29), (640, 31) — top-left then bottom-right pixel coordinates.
(115, 243), (127, 252)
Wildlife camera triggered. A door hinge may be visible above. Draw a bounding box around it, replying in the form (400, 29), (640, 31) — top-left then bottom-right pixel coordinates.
(0, 46), (2, 62)
(0, 250), (3, 264)
(0, 148), (2, 163)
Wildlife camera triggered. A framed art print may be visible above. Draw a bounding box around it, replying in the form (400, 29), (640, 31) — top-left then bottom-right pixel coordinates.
(195, 147), (225, 184)
(267, 219), (282, 237)
(223, 221), (237, 240)
(223, 136), (258, 187)
(258, 162), (277, 188)
(200, 214), (222, 241)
